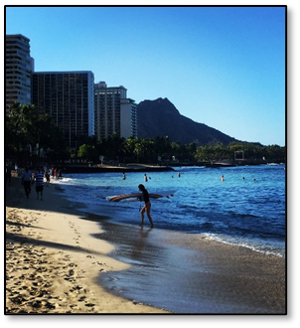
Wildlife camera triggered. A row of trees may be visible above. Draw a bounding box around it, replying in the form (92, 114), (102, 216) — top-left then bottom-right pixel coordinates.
(76, 135), (197, 164)
(5, 103), (68, 164)
(6, 103), (285, 166)
(78, 135), (285, 164)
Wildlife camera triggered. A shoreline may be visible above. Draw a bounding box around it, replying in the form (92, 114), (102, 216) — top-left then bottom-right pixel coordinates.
(95, 221), (286, 314)
(6, 174), (286, 314)
(44, 161), (286, 175)
(62, 163), (175, 174)
(5, 176), (169, 314)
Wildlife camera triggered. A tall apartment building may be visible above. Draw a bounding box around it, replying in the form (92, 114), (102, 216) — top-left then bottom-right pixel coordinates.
(7, 33), (137, 148)
(6, 34), (34, 112)
(94, 81), (138, 140)
(120, 98), (138, 139)
(32, 71), (95, 147)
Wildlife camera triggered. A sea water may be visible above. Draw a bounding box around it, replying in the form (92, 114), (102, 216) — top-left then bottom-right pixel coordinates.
(56, 164), (286, 257)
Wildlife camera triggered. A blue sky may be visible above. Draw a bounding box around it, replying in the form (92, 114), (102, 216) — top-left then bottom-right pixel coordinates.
(5, 6), (286, 146)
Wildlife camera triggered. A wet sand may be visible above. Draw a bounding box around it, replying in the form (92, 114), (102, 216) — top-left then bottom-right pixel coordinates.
(5, 173), (286, 314)
(95, 222), (286, 314)
(5, 175), (168, 314)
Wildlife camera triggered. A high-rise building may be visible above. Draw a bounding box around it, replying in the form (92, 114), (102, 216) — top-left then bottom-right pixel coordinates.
(32, 71), (95, 147)
(7, 33), (137, 148)
(120, 98), (138, 139)
(6, 34), (34, 112)
(94, 81), (138, 140)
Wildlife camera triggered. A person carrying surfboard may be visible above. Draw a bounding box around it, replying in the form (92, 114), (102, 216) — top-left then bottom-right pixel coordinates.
(138, 184), (154, 227)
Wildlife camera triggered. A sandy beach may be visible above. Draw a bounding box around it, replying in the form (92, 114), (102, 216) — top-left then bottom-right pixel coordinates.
(97, 222), (286, 314)
(5, 172), (286, 314)
(5, 174), (169, 314)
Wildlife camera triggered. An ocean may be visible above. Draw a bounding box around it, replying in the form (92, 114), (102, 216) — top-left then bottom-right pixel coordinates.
(55, 164), (286, 313)
(56, 164), (286, 257)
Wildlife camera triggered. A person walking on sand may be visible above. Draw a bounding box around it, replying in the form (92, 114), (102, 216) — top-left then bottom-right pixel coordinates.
(34, 168), (44, 200)
(21, 166), (32, 198)
(138, 184), (154, 227)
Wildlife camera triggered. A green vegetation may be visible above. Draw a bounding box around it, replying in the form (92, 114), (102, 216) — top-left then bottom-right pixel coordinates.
(6, 103), (285, 166)
(5, 103), (68, 164)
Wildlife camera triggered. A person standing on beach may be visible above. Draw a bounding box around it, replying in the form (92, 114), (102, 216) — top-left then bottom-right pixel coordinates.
(45, 169), (50, 183)
(6, 162), (12, 186)
(34, 168), (44, 200)
(138, 184), (154, 227)
(21, 167), (32, 198)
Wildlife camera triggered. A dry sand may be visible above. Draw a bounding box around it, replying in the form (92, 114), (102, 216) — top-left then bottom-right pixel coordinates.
(5, 174), (169, 314)
(5, 172), (286, 315)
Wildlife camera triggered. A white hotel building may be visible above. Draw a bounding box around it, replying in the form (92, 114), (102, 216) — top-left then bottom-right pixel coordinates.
(6, 34), (138, 147)
(94, 81), (138, 140)
(6, 34), (34, 112)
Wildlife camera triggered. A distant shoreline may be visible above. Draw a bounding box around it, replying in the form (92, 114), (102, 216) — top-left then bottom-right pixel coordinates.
(60, 160), (285, 173)
(61, 163), (175, 174)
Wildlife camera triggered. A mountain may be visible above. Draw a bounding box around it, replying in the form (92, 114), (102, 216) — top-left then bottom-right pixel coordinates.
(137, 98), (239, 146)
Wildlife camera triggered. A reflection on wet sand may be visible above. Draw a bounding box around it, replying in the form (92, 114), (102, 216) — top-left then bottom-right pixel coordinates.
(95, 222), (286, 314)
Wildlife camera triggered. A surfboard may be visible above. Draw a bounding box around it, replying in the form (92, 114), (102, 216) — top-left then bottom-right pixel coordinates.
(106, 191), (175, 202)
